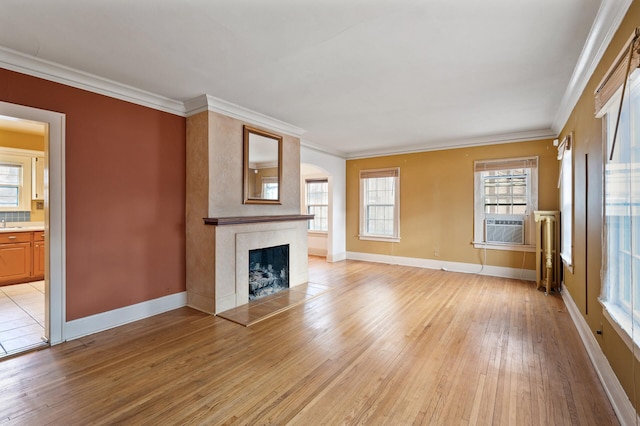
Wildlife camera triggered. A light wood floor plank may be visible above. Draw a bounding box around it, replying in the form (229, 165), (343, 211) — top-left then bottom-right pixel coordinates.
(0, 257), (619, 424)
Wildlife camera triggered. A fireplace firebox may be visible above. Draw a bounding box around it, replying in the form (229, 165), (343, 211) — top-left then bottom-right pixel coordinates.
(249, 244), (289, 300)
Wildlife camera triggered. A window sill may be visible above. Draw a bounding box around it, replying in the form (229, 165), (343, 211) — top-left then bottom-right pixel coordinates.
(472, 242), (535, 252)
(601, 301), (640, 363)
(308, 231), (328, 236)
(358, 235), (400, 243)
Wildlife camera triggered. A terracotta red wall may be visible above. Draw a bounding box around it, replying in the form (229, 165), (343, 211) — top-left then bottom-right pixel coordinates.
(0, 69), (186, 321)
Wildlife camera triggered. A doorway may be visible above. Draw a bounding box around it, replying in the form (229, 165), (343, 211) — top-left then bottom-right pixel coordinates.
(0, 101), (65, 350)
(0, 118), (47, 356)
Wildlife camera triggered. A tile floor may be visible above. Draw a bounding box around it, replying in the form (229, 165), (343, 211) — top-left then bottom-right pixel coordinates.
(0, 281), (47, 358)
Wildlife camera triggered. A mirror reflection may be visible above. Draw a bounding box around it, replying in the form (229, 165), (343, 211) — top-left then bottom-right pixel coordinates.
(243, 126), (282, 204)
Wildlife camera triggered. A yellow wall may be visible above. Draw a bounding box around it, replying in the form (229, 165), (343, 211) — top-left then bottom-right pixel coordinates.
(0, 129), (46, 221)
(558, 0), (640, 410)
(0, 129), (45, 151)
(346, 138), (558, 270)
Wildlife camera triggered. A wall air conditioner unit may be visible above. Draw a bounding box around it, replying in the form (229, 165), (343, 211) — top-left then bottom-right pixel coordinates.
(485, 215), (525, 244)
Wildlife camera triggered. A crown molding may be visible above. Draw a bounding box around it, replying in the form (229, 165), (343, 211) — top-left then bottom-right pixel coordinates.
(552, 0), (633, 133)
(300, 139), (347, 158)
(0, 46), (307, 137)
(345, 128), (557, 159)
(184, 94), (306, 137)
(0, 46), (185, 116)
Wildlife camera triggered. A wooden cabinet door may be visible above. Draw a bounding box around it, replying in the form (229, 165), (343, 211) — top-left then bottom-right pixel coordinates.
(0, 242), (32, 285)
(33, 240), (45, 279)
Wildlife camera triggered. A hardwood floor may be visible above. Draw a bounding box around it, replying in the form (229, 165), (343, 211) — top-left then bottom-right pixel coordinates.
(0, 257), (619, 424)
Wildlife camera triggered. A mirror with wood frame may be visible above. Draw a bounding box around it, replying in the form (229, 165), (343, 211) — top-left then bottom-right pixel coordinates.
(243, 125), (283, 204)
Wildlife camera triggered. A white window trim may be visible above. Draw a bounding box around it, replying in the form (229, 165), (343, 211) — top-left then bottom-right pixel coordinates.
(473, 156), (538, 252)
(359, 167), (400, 242)
(0, 147), (38, 212)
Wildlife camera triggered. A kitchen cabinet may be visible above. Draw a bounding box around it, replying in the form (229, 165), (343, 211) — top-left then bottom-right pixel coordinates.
(33, 231), (45, 280)
(0, 232), (32, 285)
(0, 230), (45, 286)
(32, 156), (45, 200)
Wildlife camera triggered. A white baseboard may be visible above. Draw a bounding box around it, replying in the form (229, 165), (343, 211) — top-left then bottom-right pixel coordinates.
(345, 251), (535, 281)
(562, 288), (637, 425)
(64, 292), (187, 341)
(327, 251), (347, 262)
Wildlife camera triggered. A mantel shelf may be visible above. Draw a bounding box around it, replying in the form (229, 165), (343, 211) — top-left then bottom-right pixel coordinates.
(204, 214), (314, 226)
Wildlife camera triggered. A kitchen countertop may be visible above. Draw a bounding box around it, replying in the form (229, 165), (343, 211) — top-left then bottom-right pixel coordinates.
(0, 221), (45, 233)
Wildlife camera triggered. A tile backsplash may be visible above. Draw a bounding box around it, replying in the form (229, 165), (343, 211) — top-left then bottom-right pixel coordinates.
(0, 211), (31, 222)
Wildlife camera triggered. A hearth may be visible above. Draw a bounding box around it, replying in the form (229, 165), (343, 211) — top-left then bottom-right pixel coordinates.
(249, 244), (289, 300)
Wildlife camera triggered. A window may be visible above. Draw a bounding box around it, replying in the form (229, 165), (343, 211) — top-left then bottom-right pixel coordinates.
(473, 157), (538, 249)
(599, 71), (640, 346)
(306, 179), (328, 232)
(261, 177), (278, 200)
(0, 163), (22, 207)
(558, 134), (573, 268)
(359, 168), (400, 241)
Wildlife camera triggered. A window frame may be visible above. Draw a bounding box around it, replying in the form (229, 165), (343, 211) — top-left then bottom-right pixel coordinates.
(305, 179), (329, 233)
(359, 167), (400, 242)
(473, 157), (538, 252)
(0, 148), (34, 213)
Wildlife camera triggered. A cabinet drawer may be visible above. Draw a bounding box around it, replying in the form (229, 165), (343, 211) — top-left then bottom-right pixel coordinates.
(0, 232), (31, 244)
(33, 231), (45, 242)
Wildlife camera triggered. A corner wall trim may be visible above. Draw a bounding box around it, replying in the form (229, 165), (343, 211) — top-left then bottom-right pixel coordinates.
(64, 292), (187, 341)
(327, 252), (347, 263)
(345, 252), (536, 281)
(562, 288), (637, 424)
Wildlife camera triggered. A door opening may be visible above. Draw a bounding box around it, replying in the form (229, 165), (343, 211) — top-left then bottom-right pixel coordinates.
(0, 101), (65, 349)
(0, 115), (48, 356)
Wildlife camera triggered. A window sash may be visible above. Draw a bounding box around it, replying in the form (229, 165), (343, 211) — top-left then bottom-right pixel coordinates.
(0, 164), (22, 208)
(306, 180), (328, 232)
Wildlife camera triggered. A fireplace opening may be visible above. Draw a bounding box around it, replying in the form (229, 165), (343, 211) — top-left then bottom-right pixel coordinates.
(249, 244), (289, 301)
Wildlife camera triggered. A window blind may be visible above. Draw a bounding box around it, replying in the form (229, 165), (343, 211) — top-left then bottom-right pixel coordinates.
(594, 28), (640, 117)
(474, 157), (538, 172)
(360, 168), (399, 179)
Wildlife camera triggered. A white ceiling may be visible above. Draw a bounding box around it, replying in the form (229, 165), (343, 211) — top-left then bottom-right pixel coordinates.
(0, 0), (623, 157)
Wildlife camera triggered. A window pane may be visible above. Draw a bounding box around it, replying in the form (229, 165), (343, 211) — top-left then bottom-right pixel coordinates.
(0, 164), (21, 207)
(0, 164), (20, 185)
(0, 186), (19, 207)
(482, 170), (529, 216)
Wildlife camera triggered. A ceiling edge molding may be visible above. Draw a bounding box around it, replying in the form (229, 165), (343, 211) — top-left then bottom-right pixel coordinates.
(300, 139), (347, 158)
(345, 129), (557, 160)
(185, 94), (306, 137)
(0, 46), (185, 116)
(551, 0), (633, 133)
